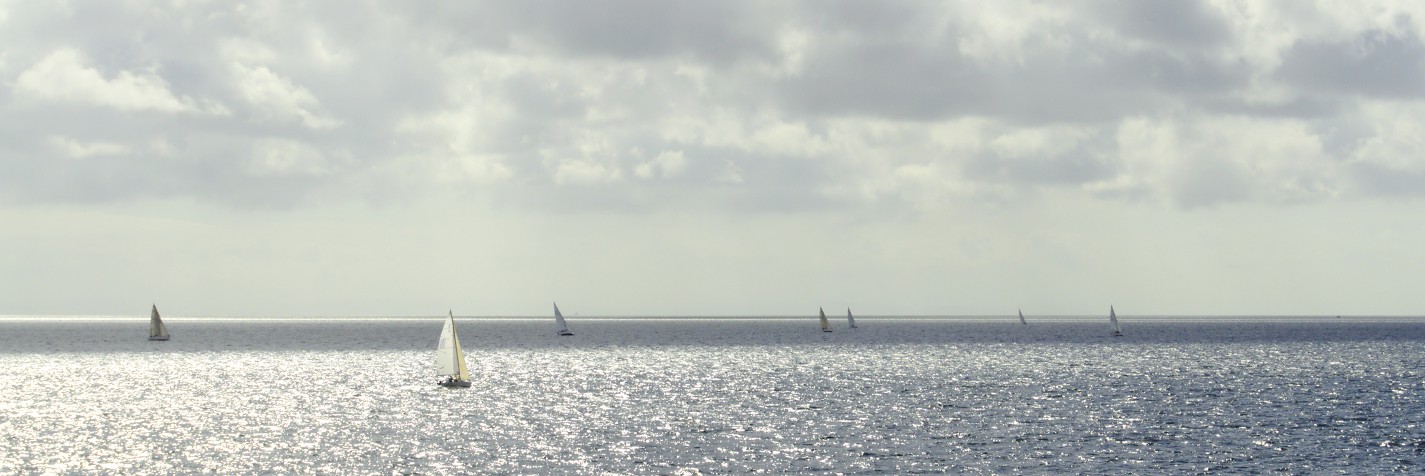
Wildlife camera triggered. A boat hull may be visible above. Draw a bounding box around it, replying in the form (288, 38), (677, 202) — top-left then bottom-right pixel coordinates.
(558, 331), (574, 336)
(438, 380), (472, 388)
(148, 336), (169, 341)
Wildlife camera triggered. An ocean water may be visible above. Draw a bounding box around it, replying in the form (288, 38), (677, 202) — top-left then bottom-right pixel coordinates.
(2, 315), (1423, 474)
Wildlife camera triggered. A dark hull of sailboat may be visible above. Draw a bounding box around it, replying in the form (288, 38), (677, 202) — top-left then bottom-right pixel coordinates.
(148, 336), (169, 341)
(438, 380), (472, 388)
(558, 331), (574, 336)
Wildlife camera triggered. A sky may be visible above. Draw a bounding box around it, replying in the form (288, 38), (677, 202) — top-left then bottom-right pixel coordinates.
(2, 1), (1424, 317)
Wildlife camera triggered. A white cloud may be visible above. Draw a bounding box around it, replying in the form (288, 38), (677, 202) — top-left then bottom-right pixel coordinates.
(13, 48), (225, 114)
(989, 125), (1093, 159)
(715, 159), (744, 184)
(956, 1), (1073, 63)
(1351, 101), (1425, 172)
(248, 139), (348, 177)
(1112, 116), (1337, 207)
(231, 63), (341, 129)
(634, 150), (688, 179)
(47, 136), (131, 158)
(428, 154), (515, 184)
(554, 159), (622, 185)
(306, 29), (352, 68)
(45, 135), (181, 160)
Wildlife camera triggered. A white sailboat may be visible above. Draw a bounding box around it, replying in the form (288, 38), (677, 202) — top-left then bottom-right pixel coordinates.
(553, 302), (574, 336)
(819, 307), (832, 332)
(1109, 306), (1123, 336)
(847, 308), (858, 329)
(1018, 308), (1027, 325)
(148, 304), (170, 341)
(436, 310), (473, 387)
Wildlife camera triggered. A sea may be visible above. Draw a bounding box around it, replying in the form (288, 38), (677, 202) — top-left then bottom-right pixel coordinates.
(2, 315), (1423, 474)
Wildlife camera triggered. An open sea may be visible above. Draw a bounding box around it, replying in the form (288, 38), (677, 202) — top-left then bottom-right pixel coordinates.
(2, 315), (1423, 474)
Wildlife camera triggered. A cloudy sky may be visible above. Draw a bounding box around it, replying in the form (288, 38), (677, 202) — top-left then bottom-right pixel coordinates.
(2, 1), (1423, 317)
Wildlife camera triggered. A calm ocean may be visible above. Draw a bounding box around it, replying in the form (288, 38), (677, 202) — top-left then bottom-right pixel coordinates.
(2, 316), (1423, 473)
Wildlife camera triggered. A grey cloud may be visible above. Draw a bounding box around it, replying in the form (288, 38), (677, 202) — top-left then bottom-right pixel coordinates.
(1088, 0), (1233, 48)
(777, 36), (1248, 124)
(408, 0), (780, 64)
(1277, 30), (1425, 99)
(1351, 163), (1425, 197)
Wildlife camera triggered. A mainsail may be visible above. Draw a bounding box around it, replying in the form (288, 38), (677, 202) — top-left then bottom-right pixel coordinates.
(436, 310), (472, 384)
(148, 304), (170, 341)
(847, 308), (857, 329)
(554, 302), (573, 336)
(1109, 306), (1123, 336)
(819, 307), (832, 332)
(1018, 309), (1027, 325)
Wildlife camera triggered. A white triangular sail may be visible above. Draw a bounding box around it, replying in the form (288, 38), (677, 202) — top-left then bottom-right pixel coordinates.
(148, 304), (170, 341)
(1109, 306), (1123, 336)
(553, 302), (573, 336)
(847, 308), (857, 328)
(819, 307), (832, 332)
(436, 310), (471, 383)
(1018, 309), (1027, 325)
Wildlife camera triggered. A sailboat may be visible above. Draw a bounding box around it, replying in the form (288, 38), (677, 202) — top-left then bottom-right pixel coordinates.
(1018, 308), (1027, 325)
(1109, 306), (1123, 336)
(847, 308), (858, 329)
(148, 304), (170, 341)
(553, 302), (574, 336)
(436, 310), (473, 387)
(819, 307), (832, 332)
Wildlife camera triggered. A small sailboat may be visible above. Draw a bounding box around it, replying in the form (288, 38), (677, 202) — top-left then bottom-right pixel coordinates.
(148, 304), (170, 341)
(553, 302), (574, 336)
(1109, 306), (1123, 337)
(1018, 308), (1027, 325)
(436, 310), (472, 387)
(819, 307), (832, 332)
(847, 308), (858, 329)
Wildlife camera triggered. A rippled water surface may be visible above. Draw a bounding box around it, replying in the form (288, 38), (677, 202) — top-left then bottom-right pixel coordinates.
(3, 316), (1424, 473)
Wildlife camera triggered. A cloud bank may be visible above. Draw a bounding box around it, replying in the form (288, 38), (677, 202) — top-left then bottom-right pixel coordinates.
(1, 0), (1422, 212)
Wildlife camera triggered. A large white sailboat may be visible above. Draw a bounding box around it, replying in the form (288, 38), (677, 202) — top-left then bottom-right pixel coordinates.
(819, 307), (832, 332)
(1109, 306), (1123, 337)
(148, 304), (170, 341)
(436, 310), (473, 387)
(847, 308), (857, 329)
(1018, 309), (1027, 325)
(553, 302), (574, 336)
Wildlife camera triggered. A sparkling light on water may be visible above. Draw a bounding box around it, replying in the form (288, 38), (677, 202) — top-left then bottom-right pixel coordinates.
(2, 317), (1423, 473)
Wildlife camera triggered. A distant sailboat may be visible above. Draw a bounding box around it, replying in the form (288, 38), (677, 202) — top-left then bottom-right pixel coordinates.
(1018, 308), (1027, 325)
(819, 307), (832, 332)
(847, 308), (858, 329)
(1109, 306), (1123, 336)
(436, 310), (472, 387)
(148, 304), (170, 341)
(553, 302), (574, 336)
